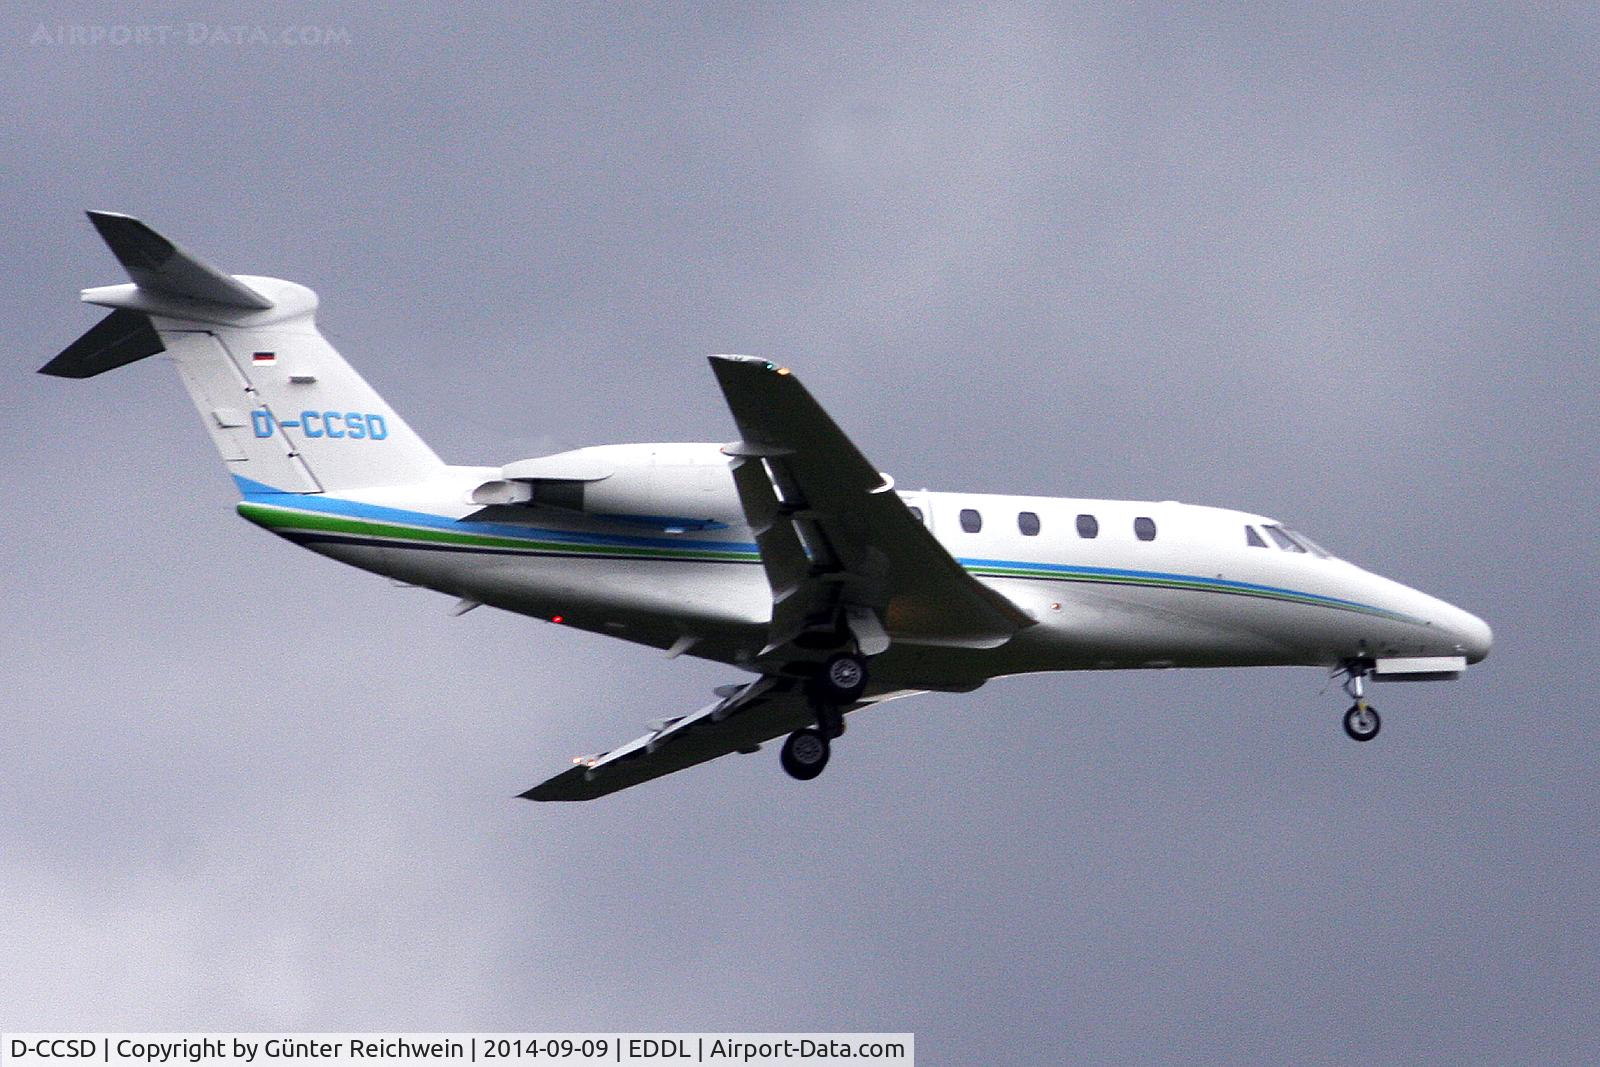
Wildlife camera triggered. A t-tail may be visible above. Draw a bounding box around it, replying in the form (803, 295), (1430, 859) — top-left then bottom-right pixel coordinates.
(41, 211), (445, 495)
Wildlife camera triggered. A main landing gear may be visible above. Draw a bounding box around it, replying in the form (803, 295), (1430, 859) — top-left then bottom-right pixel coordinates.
(780, 650), (871, 782)
(817, 651), (869, 702)
(780, 727), (830, 780)
(1340, 662), (1381, 742)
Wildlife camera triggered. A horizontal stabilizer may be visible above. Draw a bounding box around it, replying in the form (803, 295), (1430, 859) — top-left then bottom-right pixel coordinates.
(85, 210), (273, 310)
(39, 307), (165, 378)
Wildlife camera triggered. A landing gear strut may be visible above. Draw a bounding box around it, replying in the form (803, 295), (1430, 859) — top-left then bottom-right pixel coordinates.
(782, 648), (870, 781)
(1341, 664), (1380, 742)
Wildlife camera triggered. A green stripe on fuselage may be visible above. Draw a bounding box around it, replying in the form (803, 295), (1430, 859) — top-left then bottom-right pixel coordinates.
(236, 502), (1416, 624)
(236, 502), (754, 563)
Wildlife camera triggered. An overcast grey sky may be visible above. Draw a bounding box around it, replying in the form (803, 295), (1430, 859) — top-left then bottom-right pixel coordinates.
(2, 3), (1596, 1062)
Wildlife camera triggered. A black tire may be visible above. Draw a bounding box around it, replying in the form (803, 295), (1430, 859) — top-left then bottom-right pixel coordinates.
(780, 727), (830, 781)
(817, 652), (868, 702)
(1343, 703), (1381, 742)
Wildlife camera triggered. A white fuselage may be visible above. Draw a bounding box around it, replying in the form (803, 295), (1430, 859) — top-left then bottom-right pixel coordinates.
(49, 215), (1493, 792)
(239, 442), (1492, 696)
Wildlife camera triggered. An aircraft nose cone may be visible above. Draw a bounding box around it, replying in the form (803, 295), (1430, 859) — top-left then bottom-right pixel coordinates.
(1458, 611), (1493, 664)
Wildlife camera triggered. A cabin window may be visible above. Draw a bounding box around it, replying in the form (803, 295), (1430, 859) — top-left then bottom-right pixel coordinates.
(1134, 516), (1157, 541)
(960, 508), (982, 533)
(1264, 524), (1306, 552)
(1076, 513), (1099, 539)
(1246, 525), (1268, 548)
(1018, 511), (1041, 536)
(907, 506), (923, 522)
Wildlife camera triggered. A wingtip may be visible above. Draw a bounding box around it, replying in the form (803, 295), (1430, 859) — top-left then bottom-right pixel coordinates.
(84, 210), (147, 238)
(517, 767), (603, 802)
(708, 354), (793, 379)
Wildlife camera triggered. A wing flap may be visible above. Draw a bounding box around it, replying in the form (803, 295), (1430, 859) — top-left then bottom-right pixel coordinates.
(727, 451), (826, 650)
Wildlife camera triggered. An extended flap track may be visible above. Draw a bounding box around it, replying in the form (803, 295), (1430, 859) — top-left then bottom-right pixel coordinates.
(762, 457), (839, 573)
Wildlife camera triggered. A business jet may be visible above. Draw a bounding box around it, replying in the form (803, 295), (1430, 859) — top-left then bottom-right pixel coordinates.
(43, 213), (1492, 800)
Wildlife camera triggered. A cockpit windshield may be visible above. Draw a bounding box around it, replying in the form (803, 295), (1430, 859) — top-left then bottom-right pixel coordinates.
(1286, 528), (1334, 558)
(1262, 524), (1305, 552)
(1263, 523), (1335, 559)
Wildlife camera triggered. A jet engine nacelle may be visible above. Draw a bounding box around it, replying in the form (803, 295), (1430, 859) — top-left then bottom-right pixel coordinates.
(470, 443), (742, 529)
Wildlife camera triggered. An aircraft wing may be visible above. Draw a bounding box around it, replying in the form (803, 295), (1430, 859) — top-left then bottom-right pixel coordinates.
(709, 355), (1034, 656)
(528, 358), (1026, 802)
(524, 677), (859, 801)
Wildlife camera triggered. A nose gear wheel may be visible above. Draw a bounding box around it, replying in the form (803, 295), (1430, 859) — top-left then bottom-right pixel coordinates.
(1343, 703), (1381, 741)
(1339, 662), (1381, 742)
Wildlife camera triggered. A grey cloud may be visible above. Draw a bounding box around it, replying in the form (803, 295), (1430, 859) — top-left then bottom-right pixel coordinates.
(1, 3), (1595, 1062)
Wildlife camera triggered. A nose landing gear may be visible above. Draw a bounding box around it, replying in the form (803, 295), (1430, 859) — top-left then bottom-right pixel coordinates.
(1340, 663), (1380, 742)
(1343, 702), (1381, 741)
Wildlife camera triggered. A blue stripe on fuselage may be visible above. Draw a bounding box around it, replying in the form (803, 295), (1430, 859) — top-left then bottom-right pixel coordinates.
(953, 554), (1393, 617)
(232, 474), (758, 554)
(230, 474), (1403, 619)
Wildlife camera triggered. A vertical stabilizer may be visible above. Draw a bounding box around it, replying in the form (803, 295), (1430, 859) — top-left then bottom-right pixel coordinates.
(43, 212), (446, 494)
